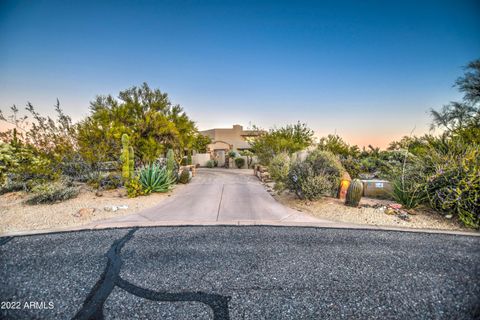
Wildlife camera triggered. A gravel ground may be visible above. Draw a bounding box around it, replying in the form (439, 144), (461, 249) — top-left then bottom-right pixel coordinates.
(274, 192), (471, 231)
(0, 185), (183, 234)
(1, 226), (479, 319)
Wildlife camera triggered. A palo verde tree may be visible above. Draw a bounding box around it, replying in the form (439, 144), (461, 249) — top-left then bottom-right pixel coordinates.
(249, 122), (314, 165)
(77, 83), (199, 165)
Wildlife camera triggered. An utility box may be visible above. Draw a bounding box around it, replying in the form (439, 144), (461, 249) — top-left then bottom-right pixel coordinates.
(361, 180), (392, 199)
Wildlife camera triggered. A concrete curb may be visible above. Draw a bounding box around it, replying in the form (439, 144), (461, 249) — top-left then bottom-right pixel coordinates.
(1, 219), (479, 238)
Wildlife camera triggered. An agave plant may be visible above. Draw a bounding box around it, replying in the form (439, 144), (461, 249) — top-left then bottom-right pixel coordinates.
(138, 163), (175, 194)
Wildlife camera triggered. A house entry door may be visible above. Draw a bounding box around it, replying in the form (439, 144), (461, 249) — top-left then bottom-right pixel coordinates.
(215, 150), (226, 167)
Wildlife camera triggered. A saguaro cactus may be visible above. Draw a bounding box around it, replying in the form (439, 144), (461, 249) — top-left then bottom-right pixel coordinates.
(121, 134), (134, 180)
(345, 179), (363, 207)
(166, 149), (175, 173)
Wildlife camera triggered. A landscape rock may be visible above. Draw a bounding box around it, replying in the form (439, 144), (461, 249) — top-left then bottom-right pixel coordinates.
(73, 207), (95, 218)
(104, 205), (129, 212)
(397, 211), (411, 221)
(389, 203), (402, 210)
(385, 207), (395, 215)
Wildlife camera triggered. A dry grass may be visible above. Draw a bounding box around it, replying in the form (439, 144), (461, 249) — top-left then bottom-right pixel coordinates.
(274, 192), (470, 231)
(0, 185), (182, 234)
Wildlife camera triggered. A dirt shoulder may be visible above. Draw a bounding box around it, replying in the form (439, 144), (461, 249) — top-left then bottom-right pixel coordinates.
(274, 192), (473, 232)
(0, 185), (183, 235)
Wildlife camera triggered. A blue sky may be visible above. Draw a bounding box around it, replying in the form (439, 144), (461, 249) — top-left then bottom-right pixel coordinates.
(1, 0), (479, 147)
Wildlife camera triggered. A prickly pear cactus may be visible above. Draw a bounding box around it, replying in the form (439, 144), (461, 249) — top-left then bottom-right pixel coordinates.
(121, 134), (134, 180)
(345, 179), (363, 207)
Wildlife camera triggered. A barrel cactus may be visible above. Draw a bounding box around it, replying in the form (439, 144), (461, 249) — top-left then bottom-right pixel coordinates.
(345, 179), (363, 207)
(121, 134), (134, 181)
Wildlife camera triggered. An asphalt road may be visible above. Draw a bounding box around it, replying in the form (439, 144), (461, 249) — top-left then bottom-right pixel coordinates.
(1, 226), (479, 319)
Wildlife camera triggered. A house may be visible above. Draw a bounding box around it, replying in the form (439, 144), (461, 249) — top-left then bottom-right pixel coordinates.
(198, 124), (261, 166)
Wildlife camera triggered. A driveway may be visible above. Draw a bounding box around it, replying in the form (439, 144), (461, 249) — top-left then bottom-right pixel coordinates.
(1, 226), (479, 319)
(93, 168), (326, 227)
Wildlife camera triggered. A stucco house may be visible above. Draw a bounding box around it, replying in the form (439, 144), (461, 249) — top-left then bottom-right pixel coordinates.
(198, 124), (261, 166)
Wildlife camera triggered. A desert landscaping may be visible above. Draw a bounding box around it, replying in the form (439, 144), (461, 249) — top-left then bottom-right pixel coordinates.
(0, 186), (183, 234)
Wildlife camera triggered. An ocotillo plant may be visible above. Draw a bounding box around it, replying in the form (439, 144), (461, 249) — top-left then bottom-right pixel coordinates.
(121, 134), (135, 180)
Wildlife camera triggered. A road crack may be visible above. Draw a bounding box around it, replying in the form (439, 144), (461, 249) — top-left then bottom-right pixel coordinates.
(216, 184), (225, 221)
(73, 228), (231, 320)
(0, 237), (13, 246)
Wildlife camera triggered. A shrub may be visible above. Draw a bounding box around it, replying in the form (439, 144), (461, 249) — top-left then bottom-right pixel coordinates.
(424, 146), (480, 228)
(59, 153), (92, 182)
(390, 160), (427, 209)
(0, 179), (26, 195)
(305, 150), (345, 196)
(340, 156), (361, 179)
(235, 157), (245, 168)
(213, 159), (218, 167)
(0, 142), (57, 185)
(25, 181), (79, 205)
(139, 163), (175, 194)
(100, 173), (123, 190)
(286, 150), (345, 200)
(286, 161), (332, 200)
(228, 150), (236, 158)
(206, 160), (215, 168)
(178, 169), (191, 184)
(249, 122), (314, 165)
(268, 153), (290, 192)
(125, 176), (144, 198)
(240, 150), (254, 168)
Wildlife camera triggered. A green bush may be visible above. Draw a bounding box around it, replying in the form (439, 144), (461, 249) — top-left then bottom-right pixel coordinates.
(0, 180), (26, 195)
(139, 163), (175, 194)
(125, 176), (144, 198)
(249, 122), (314, 166)
(424, 146), (479, 228)
(60, 153), (92, 182)
(178, 169), (191, 184)
(389, 157), (427, 209)
(305, 150), (345, 195)
(268, 153), (290, 192)
(286, 150), (345, 200)
(228, 150), (236, 158)
(87, 172), (122, 190)
(100, 173), (123, 190)
(0, 142), (57, 185)
(340, 156), (361, 179)
(391, 179), (426, 209)
(286, 161), (333, 200)
(206, 160), (215, 168)
(235, 157), (245, 168)
(25, 181), (79, 205)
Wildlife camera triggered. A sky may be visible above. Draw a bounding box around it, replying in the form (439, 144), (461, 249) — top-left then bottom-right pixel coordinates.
(1, 0), (479, 148)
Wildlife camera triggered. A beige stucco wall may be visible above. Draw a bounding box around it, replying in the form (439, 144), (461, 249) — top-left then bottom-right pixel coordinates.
(193, 153), (211, 167)
(201, 124), (257, 152)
